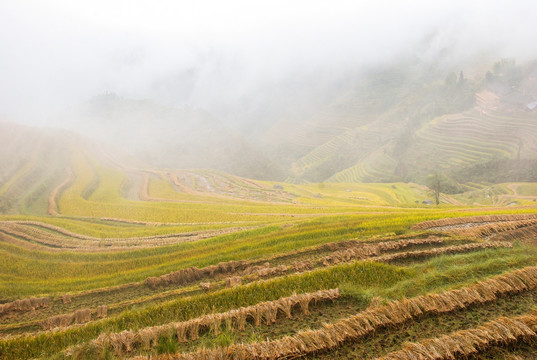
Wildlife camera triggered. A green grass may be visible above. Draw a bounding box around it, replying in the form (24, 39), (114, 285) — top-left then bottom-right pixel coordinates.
(5, 244), (536, 360)
(0, 261), (408, 360)
(3, 203), (537, 298)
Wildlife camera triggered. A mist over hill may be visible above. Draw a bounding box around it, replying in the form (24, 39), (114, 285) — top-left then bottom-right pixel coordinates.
(3, 1), (537, 189)
(60, 94), (285, 180)
(35, 57), (535, 190)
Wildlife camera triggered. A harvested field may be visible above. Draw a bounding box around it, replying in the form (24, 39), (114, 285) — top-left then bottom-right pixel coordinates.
(130, 265), (537, 360)
(411, 214), (537, 230)
(376, 313), (537, 360)
(0, 231), (504, 337)
(371, 241), (512, 263)
(67, 289), (340, 356)
(6, 105), (537, 360)
(490, 224), (537, 242)
(319, 236), (446, 265)
(437, 219), (537, 239)
(309, 287), (537, 359)
(0, 297), (50, 315)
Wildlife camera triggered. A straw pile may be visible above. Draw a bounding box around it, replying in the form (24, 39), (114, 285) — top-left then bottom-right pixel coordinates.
(372, 241), (512, 263)
(74, 309), (92, 323)
(96, 305), (108, 318)
(40, 306), (107, 330)
(40, 309), (91, 330)
(489, 224), (537, 242)
(320, 236), (445, 266)
(83, 289), (340, 356)
(0, 297), (50, 314)
(376, 313), (537, 360)
(243, 263), (290, 278)
(243, 263), (270, 275)
(138, 266), (537, 360)
(144, 267), (206, 289)
(225, 277), (242, 288)
(144, 261), (249, 289)
(291, 260), (314, 272)
(204, 261), (248, 277)
(411, 214), (537, 230)
(40, 313), (75, 330)
(446, 219), (537, 239)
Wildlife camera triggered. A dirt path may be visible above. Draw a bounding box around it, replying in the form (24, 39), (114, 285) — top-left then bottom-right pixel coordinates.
(508, 183), (520, 196)
(496, 183), (537, 204)
(47, 169), (73, 215)
(168, 172), (198, 194)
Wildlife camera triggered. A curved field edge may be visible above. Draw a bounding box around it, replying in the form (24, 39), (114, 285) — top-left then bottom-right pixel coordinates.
(0, 261), (407, 359)
(376, 313), (537, 360)
(0, 237), (502, 337)
(133, 262), (537, 360)
(3, 245), (537, 359)
(2, 207), (537, 297)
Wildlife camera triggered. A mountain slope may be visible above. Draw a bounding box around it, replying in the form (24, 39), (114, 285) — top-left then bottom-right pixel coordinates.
(263, 59), (537, 185)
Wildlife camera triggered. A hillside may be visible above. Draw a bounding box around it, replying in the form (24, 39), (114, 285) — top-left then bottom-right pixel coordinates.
(3, 123), (537, 359)
(260, 59), (537, 185)
(0, 122), (440, 220)
(2, 157), (537, 359)
(39, 59), (537, 189)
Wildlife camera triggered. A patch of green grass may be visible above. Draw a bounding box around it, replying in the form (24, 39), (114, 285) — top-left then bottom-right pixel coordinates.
(1, 261), (408, 360)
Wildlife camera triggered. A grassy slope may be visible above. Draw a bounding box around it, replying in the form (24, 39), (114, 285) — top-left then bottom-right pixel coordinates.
(2, 125), (537, 358)
(2, 145), (537, 297)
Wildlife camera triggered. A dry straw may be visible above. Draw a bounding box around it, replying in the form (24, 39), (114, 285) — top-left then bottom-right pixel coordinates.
(489, 224), (537, 242)
(144, 261), (249, 289)
(320, 236), (445, 265)
(372, 241), (512, 263)
(243, 263), (290, 278)
(80, 289), (340, 356)
(411, 214), (537, 230)
(376, 313), (537, 360)
(40, 305), (108, 330)
(446, 219), (537, 239)
(199, 282), (212, 292)
(141, 235), (444, 291)
(224, 277), (242, 288)
(0, 297), (50, 315)
(135, 266), (537, 360)
(96, 305), (108, 318)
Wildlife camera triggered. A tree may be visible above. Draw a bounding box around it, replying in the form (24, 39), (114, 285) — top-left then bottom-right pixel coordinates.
(457, 71), (465, 87)
(426, 172), (445, 205)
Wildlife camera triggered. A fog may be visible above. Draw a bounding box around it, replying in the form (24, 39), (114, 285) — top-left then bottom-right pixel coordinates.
(2, 0), (537, 125)
(3, 1), (537, 182)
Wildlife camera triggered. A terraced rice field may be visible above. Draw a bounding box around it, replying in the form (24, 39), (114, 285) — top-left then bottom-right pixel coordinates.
(3, 124), (537, 359)
(409, 107), (537, 175)
(3, 207), (537, 359)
